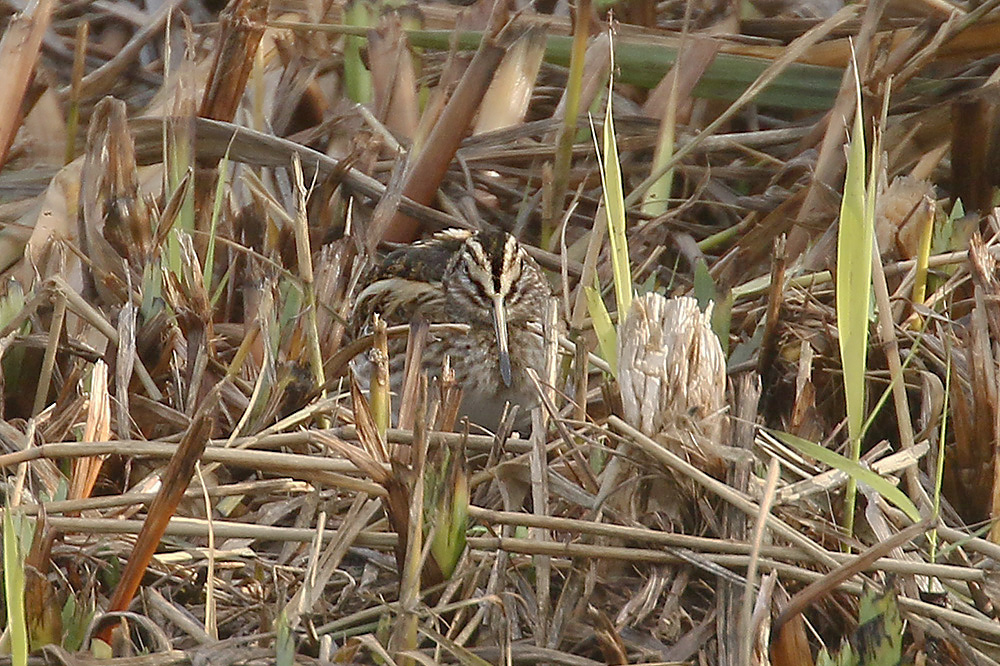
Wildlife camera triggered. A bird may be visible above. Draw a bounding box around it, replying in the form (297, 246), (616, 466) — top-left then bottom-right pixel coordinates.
(350, 228), (555, 429)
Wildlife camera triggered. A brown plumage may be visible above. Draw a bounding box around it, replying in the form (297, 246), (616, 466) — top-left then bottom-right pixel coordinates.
(351, 228), (555, 428)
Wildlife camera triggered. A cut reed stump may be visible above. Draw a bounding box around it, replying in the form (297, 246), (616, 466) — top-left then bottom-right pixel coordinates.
(615, 293), (728, 521)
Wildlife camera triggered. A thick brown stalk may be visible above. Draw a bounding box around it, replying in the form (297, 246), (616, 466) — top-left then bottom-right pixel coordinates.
(772, 519), (930, 634)
(199, 0), (269, 123)
(97, 391), (219, 644)
(951, 97), (998, 215)
(196, 0), (268, 239)
(377, 11), (508, 245)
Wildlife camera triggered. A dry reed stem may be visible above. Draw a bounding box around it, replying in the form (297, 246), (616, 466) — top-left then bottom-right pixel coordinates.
(32, 514), (1000, 641)
(609, 415), (839, 568)
(382, 23), (507, 243)
(65, 0), (182, 101)
(199, 0), (268, 123)
(68, 361), (111, 503)
(741, 458), (780, 664)
(369, 17), (420, 140)
(99, 394), (219, 643)
(32, 511), (980, 582)
(0, 0), (55, 171)
(626, 4), (859, 206)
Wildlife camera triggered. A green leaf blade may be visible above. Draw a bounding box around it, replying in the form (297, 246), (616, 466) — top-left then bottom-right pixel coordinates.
(4, 511), (27, 666)
(771, 430), (920, 523)
(585, 285), (617, 377)
(600, 37), (632, 319)
(836, 79), (872, 445)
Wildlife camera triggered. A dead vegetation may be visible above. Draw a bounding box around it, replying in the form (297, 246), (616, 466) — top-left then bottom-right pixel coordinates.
(0, 0), (999, 664)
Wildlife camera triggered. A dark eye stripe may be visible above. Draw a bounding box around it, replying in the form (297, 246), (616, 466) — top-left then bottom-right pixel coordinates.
(462, 254), (493, 302)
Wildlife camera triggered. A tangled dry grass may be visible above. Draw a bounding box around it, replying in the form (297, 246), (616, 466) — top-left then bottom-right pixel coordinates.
(0, 0), (999, 664)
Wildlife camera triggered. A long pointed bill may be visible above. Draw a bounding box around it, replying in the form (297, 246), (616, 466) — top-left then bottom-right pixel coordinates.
(491, 295), (512, 387)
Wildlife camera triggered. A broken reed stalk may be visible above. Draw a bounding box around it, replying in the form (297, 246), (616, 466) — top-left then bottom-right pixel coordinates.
(199, 0), (268, 124)
(380, 9), (509, 244)
(96, 390), (219, 645)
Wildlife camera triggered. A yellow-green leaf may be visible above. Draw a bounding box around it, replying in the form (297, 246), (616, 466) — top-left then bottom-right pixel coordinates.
(836, 65), (871, 446)
(585, 285), (617, 377)
(600, 34), (632, 318)
(4, 510), (27, 666)
(771, 430), (920, 523)
(837, 59), (874, 540)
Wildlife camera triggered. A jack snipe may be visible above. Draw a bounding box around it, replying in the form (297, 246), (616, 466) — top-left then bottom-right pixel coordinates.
(351, 228), (554, 428)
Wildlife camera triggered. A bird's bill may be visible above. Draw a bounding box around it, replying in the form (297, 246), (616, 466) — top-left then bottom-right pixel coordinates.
(492, 295), (513, 387)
